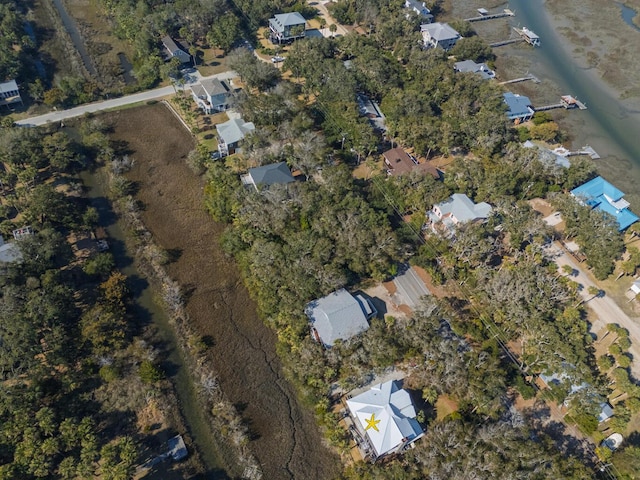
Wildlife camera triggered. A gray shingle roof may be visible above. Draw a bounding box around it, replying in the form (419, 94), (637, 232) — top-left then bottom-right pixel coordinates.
(270, 12), (306, 32)
(305, 289), (370, 347)
(248, 162), (295, 187)
(421, 22), (460, 42)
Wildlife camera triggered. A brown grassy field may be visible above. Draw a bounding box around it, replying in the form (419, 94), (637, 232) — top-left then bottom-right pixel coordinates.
(99, 103), (342, 480)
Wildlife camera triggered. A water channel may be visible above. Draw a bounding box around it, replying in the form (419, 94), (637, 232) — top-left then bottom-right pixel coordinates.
(617, 2), (640, 31)
(79, 169), (230, 479)
(506, 0), (640, 204)
(50, 0), (97, 76)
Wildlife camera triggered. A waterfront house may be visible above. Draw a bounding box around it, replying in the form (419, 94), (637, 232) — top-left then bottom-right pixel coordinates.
(162, 36), (192, 64)
(404, 0), (433, 22)
(241, 162), (295, 191)
(382, 147), (440, 179)
(421, 22), (461, 50)
(453, 59), (495, 80)
(190, 78), (234, 114)
(503, 92), (534, 123)
(305, 289), (376, 347)
(269, 12), (307, 44)
(0, 80), (22, 108)
(428, 193), (492, 233)
(216, 118), (255, 156)
(571, 176), (639, 231)
(346, 380), (424, 460)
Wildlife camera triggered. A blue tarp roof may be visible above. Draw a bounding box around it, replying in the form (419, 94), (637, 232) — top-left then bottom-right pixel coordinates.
(571, 176), (639, 231)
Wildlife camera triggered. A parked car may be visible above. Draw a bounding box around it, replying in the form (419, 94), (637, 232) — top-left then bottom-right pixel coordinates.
(210, 151), (221, 160)
(271, 56), (285, 63)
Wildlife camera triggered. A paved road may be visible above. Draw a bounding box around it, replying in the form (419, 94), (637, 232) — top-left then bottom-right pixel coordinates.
(393, 265), (431, 309)
(16, 70), (237, 127)
(545, 241), (640, 377)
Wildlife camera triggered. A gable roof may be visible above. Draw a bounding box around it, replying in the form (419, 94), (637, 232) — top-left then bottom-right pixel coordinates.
(383, 147), (440, 178)
(0, 236), (22, 263)
(162, 35), (185, 54)
(248, 162), (295, 187)
(200, 78), (230, 97)
(346, 380), (424, 458)
(270, 12), (306, 31)
(454, 60), (495, 79)
(571, 176), (639, 231)
(216, 118), (255, 145)
(0, 80), (18, 95)
(421, 22), (460, 42)
(503, 92), (534, 119)
(436, 193), (492, 223)
(305, 288), (370, 347)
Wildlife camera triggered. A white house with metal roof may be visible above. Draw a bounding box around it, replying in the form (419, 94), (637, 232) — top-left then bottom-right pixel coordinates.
(404, 0), (433, 22)
(346, 380), (424, 459)
(428, 193), (492, 233)
(242, 162), (295, 191)
(269, 12), (307, 44)
(216, 118), (255, 156)
(305, 289), (376, 347)
(421, 22), (461, 50)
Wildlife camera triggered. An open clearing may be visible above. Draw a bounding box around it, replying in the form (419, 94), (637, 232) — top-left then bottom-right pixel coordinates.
(99, 104), (341, 480)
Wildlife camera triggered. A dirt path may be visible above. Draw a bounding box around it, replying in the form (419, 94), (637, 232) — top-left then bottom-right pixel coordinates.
(102, 104), (341, 480)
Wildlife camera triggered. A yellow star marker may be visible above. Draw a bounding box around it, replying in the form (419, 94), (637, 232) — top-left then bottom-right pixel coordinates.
(365, 413), (381, 432)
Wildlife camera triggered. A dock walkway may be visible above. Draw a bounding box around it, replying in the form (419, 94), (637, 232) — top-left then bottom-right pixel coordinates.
(464, 9), (514, 22)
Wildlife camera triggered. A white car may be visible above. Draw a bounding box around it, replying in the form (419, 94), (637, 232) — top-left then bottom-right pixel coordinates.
(271, 56), (285, 63)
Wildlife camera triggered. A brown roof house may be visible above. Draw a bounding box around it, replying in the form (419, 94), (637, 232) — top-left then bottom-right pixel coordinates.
(382, 147), (440, 179)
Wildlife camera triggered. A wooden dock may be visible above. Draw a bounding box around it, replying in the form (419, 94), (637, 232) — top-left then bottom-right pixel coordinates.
(566, 146), (600, 159)
(464, 9), (514, 22)
(534, 95), (587, 112)
(490, 38), (524, 47)
(499, 73), (540, 85)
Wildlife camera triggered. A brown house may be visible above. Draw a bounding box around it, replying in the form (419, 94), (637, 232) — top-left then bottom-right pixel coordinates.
(382, 147), (440, 179)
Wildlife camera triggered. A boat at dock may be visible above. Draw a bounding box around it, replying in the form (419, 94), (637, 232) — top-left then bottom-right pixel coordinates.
(513, 26), (541, 46)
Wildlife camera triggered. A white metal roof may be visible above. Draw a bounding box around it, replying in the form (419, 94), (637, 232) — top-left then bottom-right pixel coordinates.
(346, 380), (423, 458)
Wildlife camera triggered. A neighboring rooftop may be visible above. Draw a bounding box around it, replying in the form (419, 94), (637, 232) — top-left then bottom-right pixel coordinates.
(382, 147), (440, 178)
(247, 162), (295, 189)
(431, 193), (493, 226)
(216, 118), (255, 146)
(421, 22), (460, 41)
(305, 288), (372, 347)
(200, 78), (229, 96)
(346, 380), (424, 459)
(571, 176), (639, 231)
(0, 80), (19, 96)
(503, 92), (534, 121)
(0, 236), (22, 264)
(453, 59), (495, 80)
